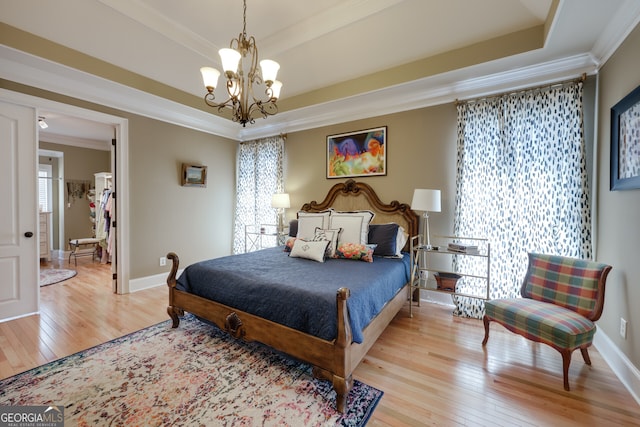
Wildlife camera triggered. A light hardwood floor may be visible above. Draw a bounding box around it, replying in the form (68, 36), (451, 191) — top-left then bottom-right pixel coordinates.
(1, 259), (639, 426)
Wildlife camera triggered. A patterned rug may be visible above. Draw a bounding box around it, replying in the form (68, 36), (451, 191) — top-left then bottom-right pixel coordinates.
(39, 268), (77, 286)
(0, 314), (382, 426)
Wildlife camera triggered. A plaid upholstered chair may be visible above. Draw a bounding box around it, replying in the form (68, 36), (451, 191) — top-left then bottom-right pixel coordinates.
(482, 253), (612, 391)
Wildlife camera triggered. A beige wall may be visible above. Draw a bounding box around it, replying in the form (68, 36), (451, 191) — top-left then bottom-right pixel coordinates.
(597, 22), (640, 367)
(127, 115), (236, 278)
(285, 104), (458, 241)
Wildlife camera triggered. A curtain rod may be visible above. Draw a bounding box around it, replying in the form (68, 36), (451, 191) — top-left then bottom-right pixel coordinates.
(455, 73), (586, 106)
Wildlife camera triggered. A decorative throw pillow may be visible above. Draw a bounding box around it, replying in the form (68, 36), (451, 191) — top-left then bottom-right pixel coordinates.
(329, 210), (374, 246)
(396, 225), (409, 256)
(334, 242), (376, 262)
(312, 227), (342, 258)
(288, 219), (298, 237)
(296, 210), (331, 240)
(289, 239), (330, 262)
(368, 223), (399, 257)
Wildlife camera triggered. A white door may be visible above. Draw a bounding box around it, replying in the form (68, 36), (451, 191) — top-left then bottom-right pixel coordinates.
(0, 100), (38, 321)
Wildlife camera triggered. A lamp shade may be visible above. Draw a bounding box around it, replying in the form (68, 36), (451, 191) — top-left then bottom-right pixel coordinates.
(411, 189), (441, 212)
(260, 59), (280, 83)
(270, 80), (283, 100)
(271, 193), (290, 209)
(219, 48), (241, 74)
(200, 67), (220, 90)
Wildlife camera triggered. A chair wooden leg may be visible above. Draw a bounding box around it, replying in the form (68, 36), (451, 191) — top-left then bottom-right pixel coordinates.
(561, 349), (572, 391)
(482, 315), (491, 345)
(580, 347), (592, 365)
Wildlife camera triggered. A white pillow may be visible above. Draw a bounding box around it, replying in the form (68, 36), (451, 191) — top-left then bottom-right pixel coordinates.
(296, 210), (331, 240)
(313, 227), (342, 258)
(396, 225), (409, 256)
(329, 210), (374, 245)
(289, 239), (330, 263)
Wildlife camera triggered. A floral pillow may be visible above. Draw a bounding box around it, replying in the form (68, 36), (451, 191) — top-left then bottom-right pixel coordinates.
(333, 242), (376, 262)
(284, 237), (297, 252)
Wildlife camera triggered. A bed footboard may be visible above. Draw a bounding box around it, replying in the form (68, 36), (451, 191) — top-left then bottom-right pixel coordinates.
(166, 252), (183, 328)
(165, 252), (354, 413)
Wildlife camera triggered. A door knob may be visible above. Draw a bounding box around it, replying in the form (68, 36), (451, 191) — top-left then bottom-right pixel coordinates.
(24, 231), (34, 238)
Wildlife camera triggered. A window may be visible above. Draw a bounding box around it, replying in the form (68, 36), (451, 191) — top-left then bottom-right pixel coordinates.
(453, 82), (591, 318)
(38, 164), (53, 212)
(233, 136), (285, 254)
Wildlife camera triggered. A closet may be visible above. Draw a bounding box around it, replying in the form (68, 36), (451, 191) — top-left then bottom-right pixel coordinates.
(93, 172), (113, 263)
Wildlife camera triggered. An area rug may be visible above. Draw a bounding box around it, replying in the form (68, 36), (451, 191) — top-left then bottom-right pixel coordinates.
(0, 314), (382, 426)
(39, 268), (77, 286)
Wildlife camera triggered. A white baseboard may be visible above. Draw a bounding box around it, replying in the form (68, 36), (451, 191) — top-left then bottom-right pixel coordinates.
(594, 328), (640, 405)
(128, 269), (183, 293)
(420, 290), (456, 307)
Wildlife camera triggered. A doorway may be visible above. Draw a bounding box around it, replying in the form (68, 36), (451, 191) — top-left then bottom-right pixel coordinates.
(37, 112), (118, 294)
(38, 143), (113, 276)
(1, 88), (131, 295)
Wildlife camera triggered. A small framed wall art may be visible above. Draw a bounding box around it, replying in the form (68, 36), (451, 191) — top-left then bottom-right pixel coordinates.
(326, 126), (386, 179)
(611, 84), (640, 190)
(181, 163), (207, 187)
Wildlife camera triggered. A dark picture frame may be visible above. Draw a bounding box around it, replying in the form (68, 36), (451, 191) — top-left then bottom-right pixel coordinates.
(611, 84), (640, 190)
(326, 126), (387, 179)
(181, 163), (207, 187)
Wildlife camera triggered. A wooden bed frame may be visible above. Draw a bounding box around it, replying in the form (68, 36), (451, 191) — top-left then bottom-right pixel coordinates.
(166, 179), (418, 413)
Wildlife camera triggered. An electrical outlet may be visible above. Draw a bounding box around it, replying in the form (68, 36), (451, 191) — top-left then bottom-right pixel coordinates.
(159, 256), (167, 267)
(620, 318), (627, 339)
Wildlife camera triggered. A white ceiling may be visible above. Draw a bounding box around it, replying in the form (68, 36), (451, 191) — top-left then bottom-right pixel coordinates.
(2, 0), (640, 142)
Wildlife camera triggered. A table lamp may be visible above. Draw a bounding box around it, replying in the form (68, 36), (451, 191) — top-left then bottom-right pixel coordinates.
(271, 193), (290, 236)
(411, 189), (441, 249)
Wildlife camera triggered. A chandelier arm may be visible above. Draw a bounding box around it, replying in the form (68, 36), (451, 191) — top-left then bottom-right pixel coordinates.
(204, 91), (238, 110)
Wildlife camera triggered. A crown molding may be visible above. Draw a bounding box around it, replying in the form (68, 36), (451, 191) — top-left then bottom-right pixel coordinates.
(237, 52), (599, 140)
(591, 0), (640, 66)
(0, 45), (241, 140)
(39, 132), (111, 151)
(0, 11), (634, 143)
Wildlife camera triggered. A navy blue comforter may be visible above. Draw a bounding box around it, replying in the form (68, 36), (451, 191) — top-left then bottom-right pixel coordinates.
(176, 247), (411, 343)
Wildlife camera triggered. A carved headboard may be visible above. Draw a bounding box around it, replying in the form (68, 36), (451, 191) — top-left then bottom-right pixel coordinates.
(300, 179), (419, 246)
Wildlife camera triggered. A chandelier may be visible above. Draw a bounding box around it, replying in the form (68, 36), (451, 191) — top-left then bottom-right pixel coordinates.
(200, 0), (282, 127)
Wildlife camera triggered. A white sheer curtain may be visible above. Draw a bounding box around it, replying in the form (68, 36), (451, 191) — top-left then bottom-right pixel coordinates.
(233, 135), (285, 254)
(453, 81), (591, 318)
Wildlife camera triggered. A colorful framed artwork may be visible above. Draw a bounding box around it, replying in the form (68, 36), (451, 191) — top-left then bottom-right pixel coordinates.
(181, 164), (207, 187)
(327, 126), (387, 179)
(611, 84), (640, 190)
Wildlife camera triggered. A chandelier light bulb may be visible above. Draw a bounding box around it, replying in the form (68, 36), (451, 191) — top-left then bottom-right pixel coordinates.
(260, 59), (280, 84)
(219, 48), (241, 76)
(200, 67), (220, 91)
(270, 80), (282, 100)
